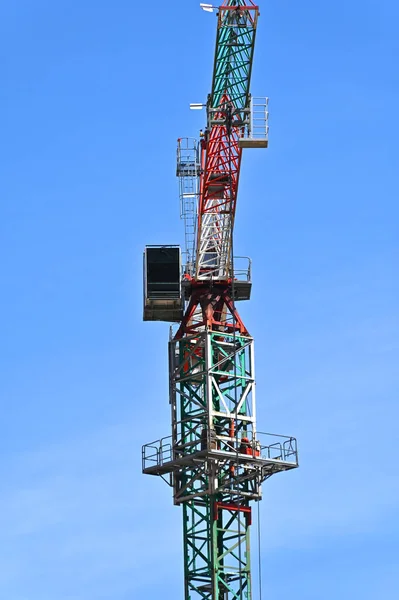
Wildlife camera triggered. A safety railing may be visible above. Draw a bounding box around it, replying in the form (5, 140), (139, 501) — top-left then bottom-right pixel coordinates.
(250, 97), (269, 142)
(142, 430), (298, 472)
(142, 436), (173, 471)
(257, 431), (298, 464)
(233, 256), (252, 282)
(238, 96), (269, 148)
(182, 255), (251, 282)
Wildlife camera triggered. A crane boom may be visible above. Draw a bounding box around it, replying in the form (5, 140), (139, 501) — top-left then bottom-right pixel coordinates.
(196, 1), (259, 280)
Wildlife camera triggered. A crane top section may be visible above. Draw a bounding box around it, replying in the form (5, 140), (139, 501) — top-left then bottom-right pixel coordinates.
(193, 0), (265, 284)
(143, 1), (268, 322)
(210, 1), (259, 115)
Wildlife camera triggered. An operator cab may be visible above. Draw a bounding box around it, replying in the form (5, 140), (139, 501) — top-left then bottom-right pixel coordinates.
(143, 246), (184, 322)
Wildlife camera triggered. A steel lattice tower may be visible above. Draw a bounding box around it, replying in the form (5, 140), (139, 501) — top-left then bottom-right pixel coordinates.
(142, 3), (298, 599)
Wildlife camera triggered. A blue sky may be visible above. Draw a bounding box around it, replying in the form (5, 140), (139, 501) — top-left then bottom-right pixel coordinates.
(1, 0), (398, 598)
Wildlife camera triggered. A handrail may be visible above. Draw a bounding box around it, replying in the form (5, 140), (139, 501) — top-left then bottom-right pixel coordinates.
(142, 430), (298, 470)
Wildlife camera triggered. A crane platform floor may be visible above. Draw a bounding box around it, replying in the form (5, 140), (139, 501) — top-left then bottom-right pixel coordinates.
(182, 280), (252, 301)
(238, 139), (268, 148)
(142, 447), (298, 477)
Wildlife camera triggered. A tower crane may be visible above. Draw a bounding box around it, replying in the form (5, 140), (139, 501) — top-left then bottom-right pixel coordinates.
(142, 2), (298, 599)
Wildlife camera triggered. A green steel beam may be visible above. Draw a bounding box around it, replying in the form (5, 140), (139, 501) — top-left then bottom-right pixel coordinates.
(211, 2), (259, 115)
(173, 328), (255, 600)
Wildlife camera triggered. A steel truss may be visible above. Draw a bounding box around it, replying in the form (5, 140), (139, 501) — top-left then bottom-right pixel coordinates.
(142, 4), (298, 600)
(142, 291), (298, 600)
(196, 2), (259, 280)
(176, 294), (258, 600)
(184, 499), (251, 600)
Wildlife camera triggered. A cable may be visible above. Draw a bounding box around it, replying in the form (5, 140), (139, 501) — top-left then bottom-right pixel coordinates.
(227, 100), (245, 600)
(257, 499), (263, 600)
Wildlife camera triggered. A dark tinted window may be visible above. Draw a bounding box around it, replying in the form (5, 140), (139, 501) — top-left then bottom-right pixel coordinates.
(146, 247), (180, 297)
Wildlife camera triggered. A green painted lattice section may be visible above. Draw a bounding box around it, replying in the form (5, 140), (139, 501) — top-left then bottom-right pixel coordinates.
(171, 330), (256, 600)
(183, 501), (251, 600)
(211, 1), (258, 115)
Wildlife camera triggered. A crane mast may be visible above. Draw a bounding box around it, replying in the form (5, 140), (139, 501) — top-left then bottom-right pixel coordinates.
(142, 3), (298, 600)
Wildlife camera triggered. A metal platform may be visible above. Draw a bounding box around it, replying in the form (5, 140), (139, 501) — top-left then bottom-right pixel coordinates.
(142, 432), (298, 478)
(181, 279), (251, 302)
(181, 255), (252, 301)
(143, 446), (297, 478)
(238, 138), (268, 149)
(238, 96), (269, 149)
(232, 279), (252, 300)
(143, 300), (184, 322)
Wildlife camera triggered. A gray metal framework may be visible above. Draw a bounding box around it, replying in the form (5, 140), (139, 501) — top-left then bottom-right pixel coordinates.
(177, 138), (201, 274)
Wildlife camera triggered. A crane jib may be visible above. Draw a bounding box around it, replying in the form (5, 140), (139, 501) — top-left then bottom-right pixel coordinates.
(212, 2), (259, 112)
(195, 1), (259, 282)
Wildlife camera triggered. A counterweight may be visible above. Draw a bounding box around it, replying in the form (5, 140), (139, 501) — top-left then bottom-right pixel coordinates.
(142, 3), (298, 600)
